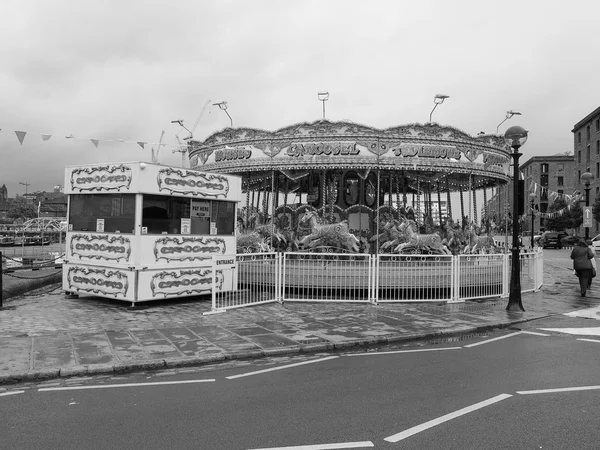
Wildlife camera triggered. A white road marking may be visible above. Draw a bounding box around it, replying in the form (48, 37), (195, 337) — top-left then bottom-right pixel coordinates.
(539, 327), (600, 336)
(38, 379), (215, 392)
(564, 306), (600, 319)
(384, 393), (513, 443)
(0, 390), (24, 397)
(578, 338), (600, 343)
(463, 332), (522, 347)
(227, 356), (339, 380)
(517, 385), (600, 395)
(346, 347), (462, 356)
(247, 441), (374, 449)
(521, 331), (550, 336)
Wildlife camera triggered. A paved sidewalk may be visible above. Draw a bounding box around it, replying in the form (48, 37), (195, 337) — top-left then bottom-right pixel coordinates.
(0, 257), (596, 386)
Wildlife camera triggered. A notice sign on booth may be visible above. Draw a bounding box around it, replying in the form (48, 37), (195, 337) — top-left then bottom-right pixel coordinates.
(192, 201), (211, 218)
(181, 218), (191, 235)
(96, 219), (105, 232)
(584, 206), (593, 228)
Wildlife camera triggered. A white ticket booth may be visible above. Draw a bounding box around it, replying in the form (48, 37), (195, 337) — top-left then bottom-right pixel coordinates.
(62, 162), (241, 304)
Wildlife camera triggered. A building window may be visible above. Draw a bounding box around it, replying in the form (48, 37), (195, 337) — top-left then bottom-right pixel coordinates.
(579, 132), (582, 143)
(558, 176), (564, 186)
(557, 163), (564, 172)
(597, 140), (599, 155)
(541, 163), (549, 173)
(597, 118), (600, 131)
(579, 170), (581, 181)
(587, 125), (591, 140)
(587, 145), (591, 162)
(597, 162), (600, 178)
(541, 174), (548, 187)
(578, 150), (581, 163)
(558, 190), (564, 195)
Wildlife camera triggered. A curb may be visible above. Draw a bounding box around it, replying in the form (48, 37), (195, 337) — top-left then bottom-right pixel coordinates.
(0, 314), (551, 386)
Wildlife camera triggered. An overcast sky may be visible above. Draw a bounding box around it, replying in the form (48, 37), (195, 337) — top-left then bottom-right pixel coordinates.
(1, 0), (598, 198)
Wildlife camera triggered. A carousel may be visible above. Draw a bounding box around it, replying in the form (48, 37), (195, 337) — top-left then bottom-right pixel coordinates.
(187, 120), (511, 256)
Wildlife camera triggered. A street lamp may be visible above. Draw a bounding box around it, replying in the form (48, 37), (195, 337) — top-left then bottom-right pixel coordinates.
(318, 92), (329, 119)
(213, 101), (233, 127)
(581, 172), (594, 240)
(529, 192), (536, 248)
(496, 110), (522, 134)
(505, 125), (528, 312)
(429, 94), (449, 123)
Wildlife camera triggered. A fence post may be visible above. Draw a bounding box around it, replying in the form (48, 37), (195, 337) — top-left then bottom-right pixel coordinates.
(451, 255), (459, 303)
(501, 254), (510, 298)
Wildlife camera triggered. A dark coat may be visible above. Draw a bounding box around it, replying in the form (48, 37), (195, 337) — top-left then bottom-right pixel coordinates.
(571, 244), (594, 271)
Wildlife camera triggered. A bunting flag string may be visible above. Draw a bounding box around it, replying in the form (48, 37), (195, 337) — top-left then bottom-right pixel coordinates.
(528, 191), (584, 219)
(3, 127), (184, 149)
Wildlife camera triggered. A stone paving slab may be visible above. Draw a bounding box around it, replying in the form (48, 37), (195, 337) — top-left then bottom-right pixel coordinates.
(1, 258), (599, 385)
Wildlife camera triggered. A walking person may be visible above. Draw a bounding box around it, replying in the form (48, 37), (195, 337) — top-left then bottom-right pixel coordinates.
(571, 238), (595, 296)
(587, 239), (597, 288)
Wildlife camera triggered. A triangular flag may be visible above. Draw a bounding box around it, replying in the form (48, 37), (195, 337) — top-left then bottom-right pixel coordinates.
(90, 139), (99, 148)
(41, 134), (52, 141)
(15, 131), (26, 145)
(137, 142), (145, 149)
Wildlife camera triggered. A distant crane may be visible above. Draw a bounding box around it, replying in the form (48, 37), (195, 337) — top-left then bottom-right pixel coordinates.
(172, 99), (212, 168)
(150, 130), (165, 163)
(19, 181), (31, 195)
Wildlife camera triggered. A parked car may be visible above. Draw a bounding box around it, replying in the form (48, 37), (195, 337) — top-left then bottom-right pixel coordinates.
(539, 231), (568, 249)
(560, 235), (580, 247)
(591, 234), (600, 251)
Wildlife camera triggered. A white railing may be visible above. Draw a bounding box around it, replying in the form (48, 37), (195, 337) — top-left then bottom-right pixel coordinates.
(376, 254), (455, 303)
(204, 252), (281, 315)
(455, 254), (507, 301)
(204, 250), (544, 313)
(282, 252), (372, 303)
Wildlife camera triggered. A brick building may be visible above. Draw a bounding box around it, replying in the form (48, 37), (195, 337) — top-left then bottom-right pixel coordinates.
(572, 106), (600, 234)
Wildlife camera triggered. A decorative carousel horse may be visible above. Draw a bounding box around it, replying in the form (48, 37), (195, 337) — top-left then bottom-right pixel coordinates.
(298, 210), (360, 253)
(463, 223), (498, 254)
(237, 207), (287, 253)
(394, 218), (450, 255)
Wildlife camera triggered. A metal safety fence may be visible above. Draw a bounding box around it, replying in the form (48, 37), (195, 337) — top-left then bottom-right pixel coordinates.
(282, 252), (373, 303)
(205, 252), (281, 314)
(200, 250), (545, 314)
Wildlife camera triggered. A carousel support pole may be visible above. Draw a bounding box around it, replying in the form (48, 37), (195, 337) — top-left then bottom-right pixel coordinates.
(472, 175), (477, 226)
(468, 174), (473, 227)
(245, 180), (251, 229)
(483, 187), (488, 231)
(437, 182), (442, 226)
(321, 170), (326, 219)
(376, 169), (381, 255)
(271, 170), (275, 249)
(402, 170), (408, 207)
(416, 177), (421, 231)
(446, 179), (452, 223)
(395, 174), (401, 212)
(459, 187), (465, 228)
(388, 172), (393, 208)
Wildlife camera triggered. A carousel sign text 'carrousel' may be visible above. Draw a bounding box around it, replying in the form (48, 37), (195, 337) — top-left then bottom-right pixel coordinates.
(158, 168), (229, 197)
(284, 142), (464, 160)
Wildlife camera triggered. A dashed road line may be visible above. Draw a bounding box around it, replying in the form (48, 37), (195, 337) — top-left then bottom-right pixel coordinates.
(0, 390), (24, 397)
(247, 441), (374, 449)
(577, 338), (600, 343)
(345, 347), (462, 357)
(517, 385), (600, 395)
(463, 332), (522, 347)
(521, 331), (550, 336)
(38, 379), (215, 392)
(227, 356), (339, 380)
(384, 393), (513, 443)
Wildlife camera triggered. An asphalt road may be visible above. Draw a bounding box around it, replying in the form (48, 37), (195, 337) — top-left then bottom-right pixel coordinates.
(2, 328), (600, 450)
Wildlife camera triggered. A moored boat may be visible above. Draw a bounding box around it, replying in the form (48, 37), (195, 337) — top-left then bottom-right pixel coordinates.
(0, 235), (15, 247)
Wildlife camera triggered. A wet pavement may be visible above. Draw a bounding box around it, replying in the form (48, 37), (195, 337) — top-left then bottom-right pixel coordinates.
(1, 253), (598, 385)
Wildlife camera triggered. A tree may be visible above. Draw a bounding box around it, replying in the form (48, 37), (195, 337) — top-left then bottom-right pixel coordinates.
(593, 194), (600, 225)
(543, 198), (579, 232)
(7, 198), (36, 221)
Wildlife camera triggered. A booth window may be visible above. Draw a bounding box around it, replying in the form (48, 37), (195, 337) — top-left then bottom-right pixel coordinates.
(69, 194), (135, 233)
(142, 194), (235, 235)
